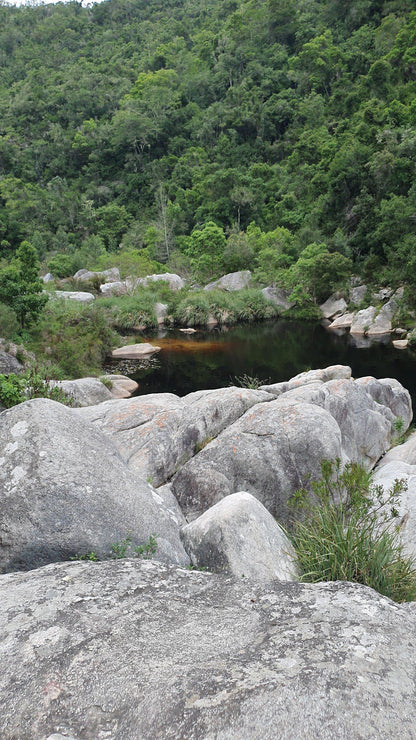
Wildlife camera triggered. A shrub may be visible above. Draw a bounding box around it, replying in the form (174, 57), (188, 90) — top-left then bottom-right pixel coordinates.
(233, 289), (279, 323)
(289, 458), (416, 603)
(29, 301), (119, 378)
(0, 367), (72, 408)
(101, 292), (158, 332)
(0, 303), (19, 339)
(173, 292), (210, 326)
(47, 254), (75, 278)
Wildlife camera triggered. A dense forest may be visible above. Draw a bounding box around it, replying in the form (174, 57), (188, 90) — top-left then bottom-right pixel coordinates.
(0, 0), (415, 315)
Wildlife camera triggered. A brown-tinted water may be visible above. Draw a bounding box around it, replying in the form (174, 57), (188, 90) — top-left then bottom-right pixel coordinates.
(105, 320), (416, 412)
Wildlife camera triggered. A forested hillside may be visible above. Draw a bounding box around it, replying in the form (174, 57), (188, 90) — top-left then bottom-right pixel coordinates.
(0, 0), (415, 291)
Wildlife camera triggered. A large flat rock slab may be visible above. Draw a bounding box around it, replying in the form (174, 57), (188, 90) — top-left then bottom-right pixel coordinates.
(1, 560), (416, 740)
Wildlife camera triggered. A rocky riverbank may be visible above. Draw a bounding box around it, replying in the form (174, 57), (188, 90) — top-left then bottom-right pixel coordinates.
(1, 365), (416, 738)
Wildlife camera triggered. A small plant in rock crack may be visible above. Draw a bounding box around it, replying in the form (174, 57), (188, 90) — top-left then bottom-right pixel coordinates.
(133, 534), (158, 559)
(288, 458), (416, 603)
(70, 551), (99, 562)
(110, 534), (158, 559)
(232, 373), (269, 389)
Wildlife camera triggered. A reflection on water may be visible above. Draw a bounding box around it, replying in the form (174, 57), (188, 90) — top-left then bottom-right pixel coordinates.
(104, 320), (416, 411)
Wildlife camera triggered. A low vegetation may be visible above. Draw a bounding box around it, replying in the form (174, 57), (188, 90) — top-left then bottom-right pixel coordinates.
(0, 367), (72, 408)
(289, 458), (416, 603)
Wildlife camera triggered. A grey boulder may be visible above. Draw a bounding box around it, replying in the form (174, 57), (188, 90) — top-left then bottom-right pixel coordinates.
(54, 290), (95, 303)
(49, 377), (114, 407)
(76, 386), (272, 487)
(319, 293), (348, 319)
(261, 285), (294, 310)
(172, 396), (344, 522)
(99, 280), (127, 296)
(74, 267), (120, 283)
(1, 560), (416, 740)
(204, 270), (252, 292)
(181, 491), (298, 582)
(0, 349), (23, 375)
(349, 306), (377, 335)
(172, 373), (411, 521)
(0, 398), (188, 572)
(134, 272), (185, 291)
(349, 283), (367, 305)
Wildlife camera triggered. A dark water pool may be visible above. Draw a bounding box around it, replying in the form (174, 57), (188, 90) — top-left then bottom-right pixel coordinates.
(105, 321), (416, 411)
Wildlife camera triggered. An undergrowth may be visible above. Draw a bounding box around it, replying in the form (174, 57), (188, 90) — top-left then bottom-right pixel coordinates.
(289, 458), (416, 603)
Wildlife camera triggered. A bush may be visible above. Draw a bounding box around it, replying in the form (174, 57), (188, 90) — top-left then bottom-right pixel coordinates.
(173, 292), (210, 326)
(47, 254), (75, 278)
(101, 292), (158, 332)
(233, 289), (279, 323)
(0, 367), (72, 408)
(29, 301), (119, 378)
(289, 458), (416, 603)
(0, 303), (19, 339)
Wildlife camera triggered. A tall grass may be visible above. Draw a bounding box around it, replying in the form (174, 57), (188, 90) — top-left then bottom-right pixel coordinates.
(289, 458), (416, 603)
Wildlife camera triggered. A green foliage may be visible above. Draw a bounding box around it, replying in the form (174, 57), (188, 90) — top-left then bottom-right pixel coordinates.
(0, 0), (414, 295)
(173, 292), (210, 327)
(133, 534), (158, 559)
(29, 301), (119, 378)
(0, 241), (48, 327)
(101, 292), (158, 332)
(289, 459), (416, 603)
(70, 552), (99, 562)
(0, 367), (72, 408)
(111, 534), (158, 560)
(0, 303), (19, 339)
(185, 222), (226, 282)
(285, 244), (352, 305)
(47, 253), (75, 278)
(232, 374), (269, 389)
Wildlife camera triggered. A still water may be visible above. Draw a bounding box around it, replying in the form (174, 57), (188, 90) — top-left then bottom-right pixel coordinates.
(105, 321), (416, 411)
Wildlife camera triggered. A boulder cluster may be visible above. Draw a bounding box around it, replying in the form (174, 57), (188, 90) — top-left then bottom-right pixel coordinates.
(1, 365), (416, 738)
(321, 284), (410, 347)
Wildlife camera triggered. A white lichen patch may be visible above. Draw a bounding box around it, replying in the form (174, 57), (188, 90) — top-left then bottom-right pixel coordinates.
(4, 441), (19, 455)
(11, 466), (26, 485)
(11, 421), (28, 439)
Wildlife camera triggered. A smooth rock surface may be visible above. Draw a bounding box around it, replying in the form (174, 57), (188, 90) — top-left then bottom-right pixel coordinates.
(155, 301), (168, 324)
(327, 312), (355, 330)
(172, 397), (344, 522)
(260, 364), (351, 397)
(204, 270), (252, 292)
(172, 372), (410, 521)
(54, 290), (95, 303)
(349, 283), (367, 305)
(319, 294), (348, 319)
(111, 343), (161, 359)
(0, 398), (188, 572)
(74, 267), (120, 283)
(0, 349), (23, 374)
(134, 272), (185, 291)
(76, 387), (272, 487)
(349, 306), (377, 335)
(181, 491), (298, 582)
(393, 339), (408, 349)
(261, 286), (294, 310)
(99, 280), (127, 296)
(355, 376), (412, 430)
(1, 560), (416, 740)
(101, 374), (139, 399)
(49, 377), (113, 407)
